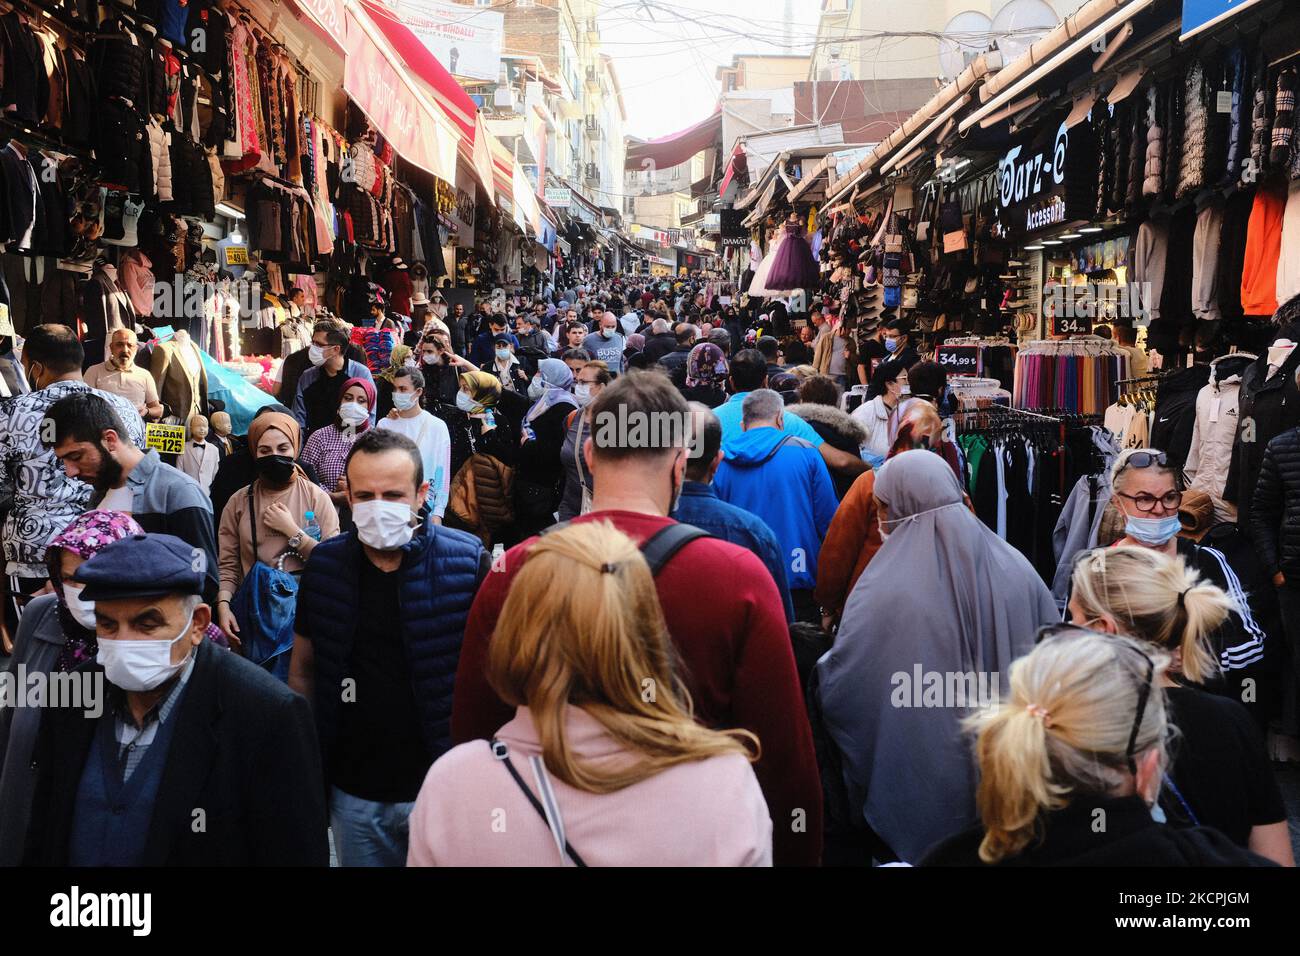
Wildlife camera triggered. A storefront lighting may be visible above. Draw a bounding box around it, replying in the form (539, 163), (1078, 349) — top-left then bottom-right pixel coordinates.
(215, 202), (246, 221)
(1079, 226), (1104, 233)
(1041, 239), (1064, 246)
(1059, 232), (1083, 239)
(1023, 244), (1045, 251)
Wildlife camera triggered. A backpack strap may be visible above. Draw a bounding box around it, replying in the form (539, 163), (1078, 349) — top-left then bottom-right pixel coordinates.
(540, 520), (711, 576)
(636, 522), (710, 576)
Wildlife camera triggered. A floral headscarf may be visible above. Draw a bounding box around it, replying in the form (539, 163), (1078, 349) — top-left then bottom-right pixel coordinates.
(46, 510), (144, 671)
(686, 342), (728, 389)
(378, 343), (414, 385)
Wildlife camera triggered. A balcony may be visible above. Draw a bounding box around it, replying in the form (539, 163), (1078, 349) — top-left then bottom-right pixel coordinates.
(583, 162), (601, 187)
(585, 18), (599, 42)
(585, 66), (600, 93)
(584, 116), (602, 140)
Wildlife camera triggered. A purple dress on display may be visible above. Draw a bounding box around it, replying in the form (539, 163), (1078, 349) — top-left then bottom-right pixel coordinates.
(764, 222), (820, 290)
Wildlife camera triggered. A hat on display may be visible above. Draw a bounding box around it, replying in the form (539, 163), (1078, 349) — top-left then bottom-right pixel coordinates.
(410, 293), (430, 307)
(74, 533), (206, 602)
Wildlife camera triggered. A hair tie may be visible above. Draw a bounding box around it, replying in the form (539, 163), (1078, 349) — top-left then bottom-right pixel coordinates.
(1177, 587), (1190, 608)
(1025, 703), (1053, 727)
(600, 562), (618, 575)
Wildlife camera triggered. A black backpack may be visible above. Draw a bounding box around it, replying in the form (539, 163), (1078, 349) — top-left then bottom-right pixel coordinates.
(542, 520), (710, 574)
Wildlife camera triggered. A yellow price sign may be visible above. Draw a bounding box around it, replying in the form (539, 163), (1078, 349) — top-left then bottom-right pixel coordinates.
(224, 245), (249, 266)
(146, 423), (187, 456)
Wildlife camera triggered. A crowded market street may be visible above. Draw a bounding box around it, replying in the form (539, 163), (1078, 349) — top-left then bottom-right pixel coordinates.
(0, 0), (1298, 935)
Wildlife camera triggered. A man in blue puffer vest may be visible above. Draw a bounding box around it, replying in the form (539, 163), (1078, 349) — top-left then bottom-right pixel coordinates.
(289, 429), (489, 866)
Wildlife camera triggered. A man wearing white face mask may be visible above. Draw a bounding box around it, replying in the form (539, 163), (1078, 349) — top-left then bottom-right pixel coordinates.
(378, 367), (451, 522)
(289, 430), (489, 866)
(292, 320), (374, 438)
(24, 533), (328, 865)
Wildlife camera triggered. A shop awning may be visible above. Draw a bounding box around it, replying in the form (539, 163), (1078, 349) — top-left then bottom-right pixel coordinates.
(356, 0), (479, 142)
(718, 144), (748, 202)
(343, 11), (458, 182)
(624, 109), (722, 171)
(490, 136), (514, 205)
(289, 0), (347, 52)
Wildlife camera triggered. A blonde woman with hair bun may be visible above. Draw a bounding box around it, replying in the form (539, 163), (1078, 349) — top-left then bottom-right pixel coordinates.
(407, 520), (772, 867)
(923, 628), (1274, 866)
(1069, 547), (1293, 866)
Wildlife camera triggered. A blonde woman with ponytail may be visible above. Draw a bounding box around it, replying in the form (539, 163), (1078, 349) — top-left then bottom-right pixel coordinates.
(923, 628), (1275, 867)
(407, 521), (772, 866)
(1068, 547), (1293, 866)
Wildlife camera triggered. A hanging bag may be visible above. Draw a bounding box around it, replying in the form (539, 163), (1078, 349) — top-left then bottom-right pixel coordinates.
(229, 484), (300, 682)
(939, 184), (968, 254)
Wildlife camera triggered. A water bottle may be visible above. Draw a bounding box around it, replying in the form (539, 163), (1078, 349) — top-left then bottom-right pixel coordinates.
(303, 511), (322, 542)
(483, 408), (496, 429)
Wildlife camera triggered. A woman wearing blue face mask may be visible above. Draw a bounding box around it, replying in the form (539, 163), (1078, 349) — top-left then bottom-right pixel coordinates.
(1093, 447), (1270, 724)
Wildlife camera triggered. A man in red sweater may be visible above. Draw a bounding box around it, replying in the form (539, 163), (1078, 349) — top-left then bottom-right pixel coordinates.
(451, 371), (823, 866)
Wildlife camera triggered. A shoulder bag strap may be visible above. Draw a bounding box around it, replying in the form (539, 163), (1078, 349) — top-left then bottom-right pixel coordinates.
(246, 482), (258, 559)
(490, 739), (588, 867)
(637, 522), (711, 575)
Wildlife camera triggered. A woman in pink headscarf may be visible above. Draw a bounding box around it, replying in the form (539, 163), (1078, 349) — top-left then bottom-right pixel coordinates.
(300, 376), (377, 505)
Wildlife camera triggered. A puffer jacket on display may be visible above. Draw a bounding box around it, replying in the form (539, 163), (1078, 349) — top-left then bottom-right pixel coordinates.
(145, 118), (173, 202)
(90, 16), (149, 113)
(1247, 58), (1271, 184)
(1143, 86), (1164, 198)
(1177, 62), (1209, 200)
(1127, 97), (1145, 213)
(1224, 46), (1249, 185)
(1163, 81), (1184, 202)
(1150, 364), (1211, 474)
(1186, 354), (1257, 522)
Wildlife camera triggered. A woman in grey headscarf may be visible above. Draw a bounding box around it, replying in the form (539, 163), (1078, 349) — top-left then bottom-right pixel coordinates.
(815, 449), (1057, 862)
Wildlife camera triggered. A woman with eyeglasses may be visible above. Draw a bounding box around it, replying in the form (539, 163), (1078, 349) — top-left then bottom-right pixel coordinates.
(922, 628), (1276, 866)
(1068, 547), (1293, 866)
(1103, 447), (1268, 702)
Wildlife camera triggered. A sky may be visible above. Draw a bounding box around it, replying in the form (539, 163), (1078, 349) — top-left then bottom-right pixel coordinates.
(597, 0), (823, 139)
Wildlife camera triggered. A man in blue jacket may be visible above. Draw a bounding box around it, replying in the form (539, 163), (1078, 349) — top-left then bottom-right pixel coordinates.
(714, 389), (839, 624)
(672, 403), (795, 623)
(289, 429), (489, 866)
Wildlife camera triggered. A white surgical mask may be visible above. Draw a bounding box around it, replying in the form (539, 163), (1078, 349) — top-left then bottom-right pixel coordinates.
(456, 391), (481, 413)
(392, 392), (419, 412)
(63, 582), (98, 630)
(352, 500), (416, 550)
(338, 401), (369, 426)
(97, 608), (195, 692)
(528, 379), (546, 400)
(308, 344), (327, 366)
(422, 352), (439, 365)
(403, 357), (418, 369)
(574, 382), (592, 405)
(495, 347), (512, 361)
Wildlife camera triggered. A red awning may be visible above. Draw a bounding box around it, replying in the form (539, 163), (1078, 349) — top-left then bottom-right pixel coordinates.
(624, 109), (722, 171)
(718, 144), (748, 199)
(357, 0), (478, 143)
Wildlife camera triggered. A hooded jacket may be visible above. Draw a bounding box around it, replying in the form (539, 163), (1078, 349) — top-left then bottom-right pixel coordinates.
(713, 427), (839, 592)
(787, 402), (868, 498)
(1185, 353), (1256, 522)
(1225, 345), (1300, 527)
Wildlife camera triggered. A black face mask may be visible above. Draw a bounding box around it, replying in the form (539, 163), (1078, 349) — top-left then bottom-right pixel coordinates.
(254, 454), (296, 486)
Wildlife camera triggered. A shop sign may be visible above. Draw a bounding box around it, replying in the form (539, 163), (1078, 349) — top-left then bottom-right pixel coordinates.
(545, 187), (571, 209)
(720, 207), (747, 247)
(1180, 0), (1264, 42)
(935, 345), (979, 375)
(997, 122), (1085, 238)
(145, 423), (187, 456)
(386, 0), (504, 82)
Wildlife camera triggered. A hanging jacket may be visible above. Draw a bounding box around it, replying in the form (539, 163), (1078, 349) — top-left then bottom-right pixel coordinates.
(1186, 354), (1257, 522)
(1250, 427), (1300, 581)
(144, 118), (174, 203)
(1270, 69), (1296, 168)
(1143, 85), (1164, 198)
(1225, 347), (1300, 528)
(1224, 46), (1249, 186)
(89, 16), (149, 114)
(1177, 62), (1210, 200)
(1150, 364), (1211, 474)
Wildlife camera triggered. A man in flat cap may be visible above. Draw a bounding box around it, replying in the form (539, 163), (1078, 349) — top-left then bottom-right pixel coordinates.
(24, 533), (328, 866)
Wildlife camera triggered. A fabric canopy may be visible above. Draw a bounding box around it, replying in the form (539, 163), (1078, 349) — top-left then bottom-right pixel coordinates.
(357, 0), (478, 143)
(718, 144), (748, 199)
(624, 109), (722, 171)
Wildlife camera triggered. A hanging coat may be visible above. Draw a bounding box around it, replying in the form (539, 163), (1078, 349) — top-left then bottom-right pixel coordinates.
(1185, 353), (1257, 522)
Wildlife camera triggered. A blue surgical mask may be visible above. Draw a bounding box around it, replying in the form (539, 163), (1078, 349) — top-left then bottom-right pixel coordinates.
(1124, 514), (1182, 547)
(884, 338), (899, 353)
